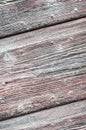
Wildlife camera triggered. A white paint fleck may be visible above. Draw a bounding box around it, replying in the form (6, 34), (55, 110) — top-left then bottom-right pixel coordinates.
(51, 122), (55, 126)
(68, 37), (73, 42)
(57, 44), (63, 52)
(0, 97), (5, 103)
(1, 81), (6, 85)
(34, 103), (40, 107)
(68, 119), (72, 122)
(18, 103), (24, 111)
(72, 7), (78, 13)
(51, 95), (56, 100)
(51, 14), (55, 19)
(67, 91), (73, 96)
(74, 8), (78, 11)
(50, 40), (54, 44)
(19, 21), (26, 25)
(56, 101), (60, 105)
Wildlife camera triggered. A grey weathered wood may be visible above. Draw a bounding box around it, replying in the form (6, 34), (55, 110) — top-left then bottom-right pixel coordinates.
(0, 0), (86, 37)
(0, 100), (86, 130)
(0, 18), (86, 121)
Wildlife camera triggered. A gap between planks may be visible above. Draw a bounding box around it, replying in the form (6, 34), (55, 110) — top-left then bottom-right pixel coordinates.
(0, 16), (86, 40)
(0, 100), (86, 130)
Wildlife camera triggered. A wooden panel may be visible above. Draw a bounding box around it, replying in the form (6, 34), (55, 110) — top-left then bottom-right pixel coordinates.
(0, 18), (86, 120)
(0, 100), (86, 130)
(0, 0), (86, 37)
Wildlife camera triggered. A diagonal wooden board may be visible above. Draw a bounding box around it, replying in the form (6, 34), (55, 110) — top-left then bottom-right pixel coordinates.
(0, 0), (86, 37)
(0, 18), (86, 121)
(0, 100), (86, 130)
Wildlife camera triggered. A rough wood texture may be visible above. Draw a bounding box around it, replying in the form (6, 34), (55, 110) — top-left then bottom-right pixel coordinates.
(0, 0), (86, 37)
(0, 18), (86, 121)
(0, 100), (86, 130)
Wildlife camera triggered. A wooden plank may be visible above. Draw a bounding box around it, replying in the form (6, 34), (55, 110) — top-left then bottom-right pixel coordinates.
(0, 18), (86, 121)
(0, 0), (86, 38)
(0, 100), (86, 130)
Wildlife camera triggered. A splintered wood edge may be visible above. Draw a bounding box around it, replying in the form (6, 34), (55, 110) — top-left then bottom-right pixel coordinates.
(0, 0), (86, 37)
(0, 100), (86, 130)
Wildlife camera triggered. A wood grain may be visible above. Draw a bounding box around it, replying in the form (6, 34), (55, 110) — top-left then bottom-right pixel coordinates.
(0, 0), (86, 37)
(0, 18), (86, 121)
(0, 100), (86, 130)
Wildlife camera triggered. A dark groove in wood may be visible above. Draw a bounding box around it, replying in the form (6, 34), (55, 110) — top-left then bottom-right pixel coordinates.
(0, 100), (86, 130)
(0, 16), (86, 39)
(0, 98), (86, 122)
(0, 15), (86, 40)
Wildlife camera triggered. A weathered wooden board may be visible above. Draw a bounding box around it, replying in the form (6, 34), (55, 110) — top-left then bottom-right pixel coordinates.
(0, 100), (86, 130)
(0, 18), (86, 121)
(0, 0), (86, 37)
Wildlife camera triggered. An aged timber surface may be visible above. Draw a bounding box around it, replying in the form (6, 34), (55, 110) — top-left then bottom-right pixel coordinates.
(0, 18), (86, 121)
(0, 100), (86, 130)
(0, 0), (86, 37)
